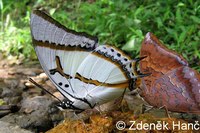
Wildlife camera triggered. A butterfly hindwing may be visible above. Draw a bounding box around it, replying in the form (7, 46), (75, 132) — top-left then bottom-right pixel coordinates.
(31, 10), (139, 110)
(71, 45), (139, 106)
(77, 45), (136, 84)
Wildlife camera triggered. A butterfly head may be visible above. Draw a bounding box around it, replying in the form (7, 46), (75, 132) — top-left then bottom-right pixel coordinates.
(127, 56), (151, 91)
(132, 56), (151, 78)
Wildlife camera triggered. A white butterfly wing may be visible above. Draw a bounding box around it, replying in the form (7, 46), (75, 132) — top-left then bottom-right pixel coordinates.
(77, 45), (136, 83)
(72, 45), (138, 107)
(30, 10), (140, 110)
(30, 10), (98, 101)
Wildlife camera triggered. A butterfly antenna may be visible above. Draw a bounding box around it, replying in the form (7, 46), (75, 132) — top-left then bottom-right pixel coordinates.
(138, 73), (151, 78)
(29, 78), (62, 103)
(134, 56), (147, 62)
(132, 56), (151, 78)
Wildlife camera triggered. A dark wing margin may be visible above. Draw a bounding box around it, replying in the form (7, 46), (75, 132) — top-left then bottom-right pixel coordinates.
(30, 10), (98, 50)
(30, 10), (99, 102)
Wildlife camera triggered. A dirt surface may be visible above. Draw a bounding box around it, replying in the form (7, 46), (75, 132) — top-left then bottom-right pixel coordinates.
(0, 57), (199, 133)
(0, 57), (64, 132)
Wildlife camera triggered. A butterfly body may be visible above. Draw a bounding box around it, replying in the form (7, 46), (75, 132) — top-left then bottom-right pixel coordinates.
(30, 10), (140, 111)
(140, 32), (200, 114)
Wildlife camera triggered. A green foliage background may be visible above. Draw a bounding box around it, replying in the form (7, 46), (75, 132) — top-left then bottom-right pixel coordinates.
(0, 0), (199, 71)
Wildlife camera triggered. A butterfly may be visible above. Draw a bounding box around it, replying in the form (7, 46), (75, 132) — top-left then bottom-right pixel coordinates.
(139, 32), (200, 114)
(30, 10), (145, 112)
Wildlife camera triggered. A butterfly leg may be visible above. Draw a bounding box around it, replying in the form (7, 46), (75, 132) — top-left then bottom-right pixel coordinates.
(143, 104), (154, 112)
(159, 105), (171, 118)
(144, 104), (171, 118)
(93, 102), (103, 114)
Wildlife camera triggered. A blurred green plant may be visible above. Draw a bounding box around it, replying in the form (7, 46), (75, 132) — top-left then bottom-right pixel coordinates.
(0, 0), (199, 71)
(0, 0), (35, 59)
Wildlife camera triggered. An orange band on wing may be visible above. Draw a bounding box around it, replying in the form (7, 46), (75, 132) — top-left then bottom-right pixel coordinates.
(75, 73), (129, 89)
(50, 53), (130, 89)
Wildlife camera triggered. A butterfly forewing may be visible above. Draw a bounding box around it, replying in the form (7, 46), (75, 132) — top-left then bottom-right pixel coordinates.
(31, 10), (97, 47)
(30, 10), (98, 101)
(30, 10), (139, 110)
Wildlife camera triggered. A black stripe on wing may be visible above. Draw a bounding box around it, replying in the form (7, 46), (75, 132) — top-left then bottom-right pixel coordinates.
(32, 10), (98, 42)
(31, 10), (98, 50)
